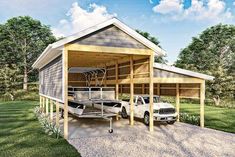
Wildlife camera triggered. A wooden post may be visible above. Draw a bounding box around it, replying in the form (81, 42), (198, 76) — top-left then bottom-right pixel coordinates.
(39, 95), (42, 108)
(56, 101), (60, 127)
(130, 55), (134, 126)
(63, 46), (69, 139)
(50, 99), (53, 121)
(104, 64), (107, 87)
(149, 54), (154, 132)
(200, 81), (205, 128)
(115, 61), (119, 100)
(46, 98), (49, 116)
(142, 84), (145, 94)
(157, 84), (160, 96)
(42, 97), (45, 112)
(176, 83), (180, 122)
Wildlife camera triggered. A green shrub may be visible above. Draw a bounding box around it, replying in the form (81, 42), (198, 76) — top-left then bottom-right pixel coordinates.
(179, 113), (200, 126)
(34, 106), (62, 139)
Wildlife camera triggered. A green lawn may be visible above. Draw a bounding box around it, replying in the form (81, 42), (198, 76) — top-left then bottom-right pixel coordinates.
(0, 101), (80, 157)
(179, 103), (235, 133)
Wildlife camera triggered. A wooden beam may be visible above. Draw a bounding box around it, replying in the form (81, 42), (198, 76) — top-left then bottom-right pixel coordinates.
(50, 99), (53, 122)
(200, 81), (205, 128)
(66, 44), (152, 56)
(153, 77), (204, 84)
(115, 61), (119, 100)
(149, 54), (154, 132)
(130, 55), (134, 126)
(46, 98), (49, 116)
(56, 101), (60, 127)
(176, 83), (180, 122)
(63, 45), (69, 139)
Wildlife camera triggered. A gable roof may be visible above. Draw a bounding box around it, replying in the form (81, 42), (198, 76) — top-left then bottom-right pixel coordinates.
(32, 18), (166, 69)
(154, 63), (214, 80)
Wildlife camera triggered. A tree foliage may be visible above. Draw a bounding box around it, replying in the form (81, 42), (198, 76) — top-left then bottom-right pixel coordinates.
(136, 30), (167, 63)
(0, 16), (56, 91)
(175, 24), (235, 101)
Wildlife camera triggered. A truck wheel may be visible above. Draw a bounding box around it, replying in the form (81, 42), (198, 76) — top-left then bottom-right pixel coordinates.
(167, 121), (175, 125)
(144, 112), (150, 126)
(121, 107), (128, 119)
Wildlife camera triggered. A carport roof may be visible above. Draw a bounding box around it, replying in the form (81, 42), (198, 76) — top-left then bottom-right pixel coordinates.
(32, 18), (166, 69)
(154, 63), (214, 80)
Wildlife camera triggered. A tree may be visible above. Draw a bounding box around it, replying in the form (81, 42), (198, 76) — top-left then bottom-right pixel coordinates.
(0, 16), (56, 91)
(136, 30), (167, 63)
(0, 64), (22, 100)
(175, 24), (235, 103)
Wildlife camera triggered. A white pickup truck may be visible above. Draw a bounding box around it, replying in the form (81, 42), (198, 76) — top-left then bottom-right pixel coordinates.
(121, 95), (177, 125)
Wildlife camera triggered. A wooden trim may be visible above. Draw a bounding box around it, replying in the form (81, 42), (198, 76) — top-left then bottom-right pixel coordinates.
(149, 53), (154, 132)
(130, 55), (134, 126)
(200, 81), (205, 128)
(63, 45), (69, 139)
(176, 84), (180, 122)
(39, 96), (42, 108)
(66, 44), (152, 56)
(56, 101), (60, 127)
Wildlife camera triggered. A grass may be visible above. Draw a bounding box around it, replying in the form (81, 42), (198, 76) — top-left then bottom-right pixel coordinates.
(179, 103), (235, 133)
(0, 101), (80, 157)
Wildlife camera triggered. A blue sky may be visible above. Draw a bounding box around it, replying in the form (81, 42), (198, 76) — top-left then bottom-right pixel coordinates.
(1, 0), (235, 63)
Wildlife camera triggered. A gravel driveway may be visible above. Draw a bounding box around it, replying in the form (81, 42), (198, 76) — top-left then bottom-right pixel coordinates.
(67, 119), (235, 157)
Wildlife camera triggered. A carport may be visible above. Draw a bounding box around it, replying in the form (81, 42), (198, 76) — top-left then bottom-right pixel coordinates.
(32, 18), (213, 139)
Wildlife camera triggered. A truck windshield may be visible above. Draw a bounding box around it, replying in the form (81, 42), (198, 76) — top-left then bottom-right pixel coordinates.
(143, 96), (160, 103)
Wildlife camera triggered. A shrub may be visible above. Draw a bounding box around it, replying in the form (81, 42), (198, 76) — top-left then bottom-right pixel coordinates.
(34, 106), (62, 139)
(179, 113), (200, 126)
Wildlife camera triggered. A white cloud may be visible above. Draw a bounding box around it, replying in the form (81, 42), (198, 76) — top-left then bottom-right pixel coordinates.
(52, 2), (116, 37)
(152, 0), (233, 22)
(153, 0), (183, 14)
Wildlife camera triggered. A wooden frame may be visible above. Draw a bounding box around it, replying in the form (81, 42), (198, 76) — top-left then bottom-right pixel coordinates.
(63, 45), (69, 139)
(129, 55), (134, 126)
(149, 53), (154, 132)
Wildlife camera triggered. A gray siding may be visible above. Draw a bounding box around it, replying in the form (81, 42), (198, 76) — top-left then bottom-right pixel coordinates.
(154, 69), (188, 78)
(71, 25), (147, 49)
(39, 55), (63, 101)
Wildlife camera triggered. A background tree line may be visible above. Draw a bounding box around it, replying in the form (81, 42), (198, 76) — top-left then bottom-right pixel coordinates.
(0, 16), (234, 105)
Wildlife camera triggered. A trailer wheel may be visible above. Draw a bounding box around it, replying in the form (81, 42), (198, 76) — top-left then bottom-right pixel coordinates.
(108, 129), (113, 133)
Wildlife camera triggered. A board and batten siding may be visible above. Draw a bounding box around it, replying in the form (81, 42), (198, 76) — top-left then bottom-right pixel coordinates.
(71, 25), (148, 49)
(39, 55), (63, 101)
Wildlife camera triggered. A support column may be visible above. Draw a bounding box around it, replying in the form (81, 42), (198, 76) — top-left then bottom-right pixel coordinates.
(104, 64), (107, 87)
(39, 96), (42, 108)
(63, 46), (69, 139)
(142, 84), (145, 94)
(149, 54), (154, 132)
(176, 83), (180, 122)
(42, 97), (45, 112)
(130, 55), (134, 126)
(56, 101), (60, 127)
(200, 81), (205, 128)
(50, 99), (53, 121)
(46, 98), (49, 116)
(157, 84), (160, 96)
(115, 61), (119, 100)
